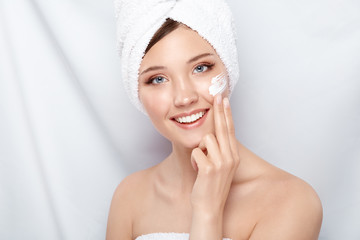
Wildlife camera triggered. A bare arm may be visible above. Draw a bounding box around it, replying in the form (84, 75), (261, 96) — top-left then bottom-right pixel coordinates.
(106, 177), (134, 240)
(189, 95), (240, 240)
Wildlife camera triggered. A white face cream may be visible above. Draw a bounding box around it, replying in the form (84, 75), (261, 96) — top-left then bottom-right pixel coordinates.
(209, 72), (227, 96)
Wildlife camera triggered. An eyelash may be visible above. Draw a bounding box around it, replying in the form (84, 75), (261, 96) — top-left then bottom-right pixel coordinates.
(145, 63), (215, 85)
(193, 63), (215, 74)
(145, 75), (167, 85)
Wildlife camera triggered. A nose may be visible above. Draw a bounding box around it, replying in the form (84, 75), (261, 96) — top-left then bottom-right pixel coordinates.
(173, 76), (199, 107)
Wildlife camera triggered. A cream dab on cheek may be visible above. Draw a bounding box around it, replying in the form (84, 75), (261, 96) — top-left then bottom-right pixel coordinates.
(209, 72), (227, 96)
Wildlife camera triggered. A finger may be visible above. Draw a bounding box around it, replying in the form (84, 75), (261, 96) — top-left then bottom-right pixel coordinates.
(191, 148), (209, 172)
(198, 134), (221, 163)
(214, 94), (232, 157)
(223, 97), (240, 161)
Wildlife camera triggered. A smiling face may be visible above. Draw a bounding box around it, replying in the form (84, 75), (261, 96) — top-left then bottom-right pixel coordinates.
(138, 25), (229, 149)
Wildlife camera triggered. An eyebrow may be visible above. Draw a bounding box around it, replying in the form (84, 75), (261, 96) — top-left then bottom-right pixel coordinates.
(187, 53), (214, 64)
(139, 53), (214, 76)
(140, 66), (166, 75)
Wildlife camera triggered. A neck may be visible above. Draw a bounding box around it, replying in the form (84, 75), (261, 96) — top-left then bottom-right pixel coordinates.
(162, 142), (198, 195)
(159, 141), (266, 197)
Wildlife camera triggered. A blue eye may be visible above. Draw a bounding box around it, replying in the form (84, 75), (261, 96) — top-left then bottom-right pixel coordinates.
(150, 76), (167, 84)
(194, 65), (209, 73)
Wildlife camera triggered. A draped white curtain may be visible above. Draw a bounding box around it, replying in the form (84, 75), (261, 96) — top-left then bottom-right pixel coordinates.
(0, 0), (359, 239)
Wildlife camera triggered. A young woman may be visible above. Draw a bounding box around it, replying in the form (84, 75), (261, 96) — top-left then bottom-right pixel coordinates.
(107, 1), (322, 239)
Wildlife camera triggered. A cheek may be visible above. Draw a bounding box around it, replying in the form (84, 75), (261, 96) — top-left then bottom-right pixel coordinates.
(140, 88), (171, 121)
(200, 84), (214, 105)
(193, 77), (213, 102)
(194, 75), (230, 105)
(140, 88), (176, 141)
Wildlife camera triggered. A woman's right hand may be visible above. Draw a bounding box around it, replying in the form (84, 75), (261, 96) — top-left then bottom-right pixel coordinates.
(190, 94), (240, 216)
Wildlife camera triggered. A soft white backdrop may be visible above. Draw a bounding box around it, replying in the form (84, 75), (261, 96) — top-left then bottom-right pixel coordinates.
(0, 0), (359, 239)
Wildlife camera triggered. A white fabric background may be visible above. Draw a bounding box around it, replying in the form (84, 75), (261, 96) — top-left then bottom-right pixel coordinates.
(0, 0), (359, 239)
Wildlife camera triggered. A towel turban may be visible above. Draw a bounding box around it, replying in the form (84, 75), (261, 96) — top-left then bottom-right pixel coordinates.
(115, 0), (239, 113)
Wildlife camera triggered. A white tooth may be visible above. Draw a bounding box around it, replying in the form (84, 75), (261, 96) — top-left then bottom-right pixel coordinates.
(175, 111), (207, 124)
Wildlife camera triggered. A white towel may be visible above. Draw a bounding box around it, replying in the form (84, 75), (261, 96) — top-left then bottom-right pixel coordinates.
(115, 0), (239, 113)
(135, 232), (232, 240)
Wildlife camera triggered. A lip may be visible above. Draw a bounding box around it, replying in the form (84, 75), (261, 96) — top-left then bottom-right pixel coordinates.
(171, 108), (208, 119)
(171, 109), (209, 130)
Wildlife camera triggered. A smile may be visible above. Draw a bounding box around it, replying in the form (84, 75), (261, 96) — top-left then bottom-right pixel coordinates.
(175, 111), (206, 124)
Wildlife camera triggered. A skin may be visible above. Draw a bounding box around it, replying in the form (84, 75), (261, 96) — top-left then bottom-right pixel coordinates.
(106, 26), (323, 240)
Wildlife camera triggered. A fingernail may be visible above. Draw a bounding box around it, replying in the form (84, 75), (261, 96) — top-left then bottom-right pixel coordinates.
(216, 94), (222, 105)
(223, 97), (230, 108)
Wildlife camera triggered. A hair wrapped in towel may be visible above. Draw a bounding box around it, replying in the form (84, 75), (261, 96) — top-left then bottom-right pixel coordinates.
(115, 0), (239, 114)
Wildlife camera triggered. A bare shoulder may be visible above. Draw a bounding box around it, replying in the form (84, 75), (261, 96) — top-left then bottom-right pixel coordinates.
(106, 168), (154, 240)
(113, 168), (152, 200)
(250, 166), (323, 239)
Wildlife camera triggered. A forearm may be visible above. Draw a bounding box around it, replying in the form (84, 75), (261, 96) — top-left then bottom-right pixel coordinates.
(189, 209), (224, 240)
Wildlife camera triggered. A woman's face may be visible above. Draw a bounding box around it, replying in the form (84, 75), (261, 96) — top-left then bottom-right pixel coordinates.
(139, 26), (229, 149)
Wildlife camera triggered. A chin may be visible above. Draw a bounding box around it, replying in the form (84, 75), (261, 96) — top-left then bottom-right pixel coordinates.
(161, 118), (215, 149)
(182, 141), (201, 149)
(174, 133), (207, 149)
